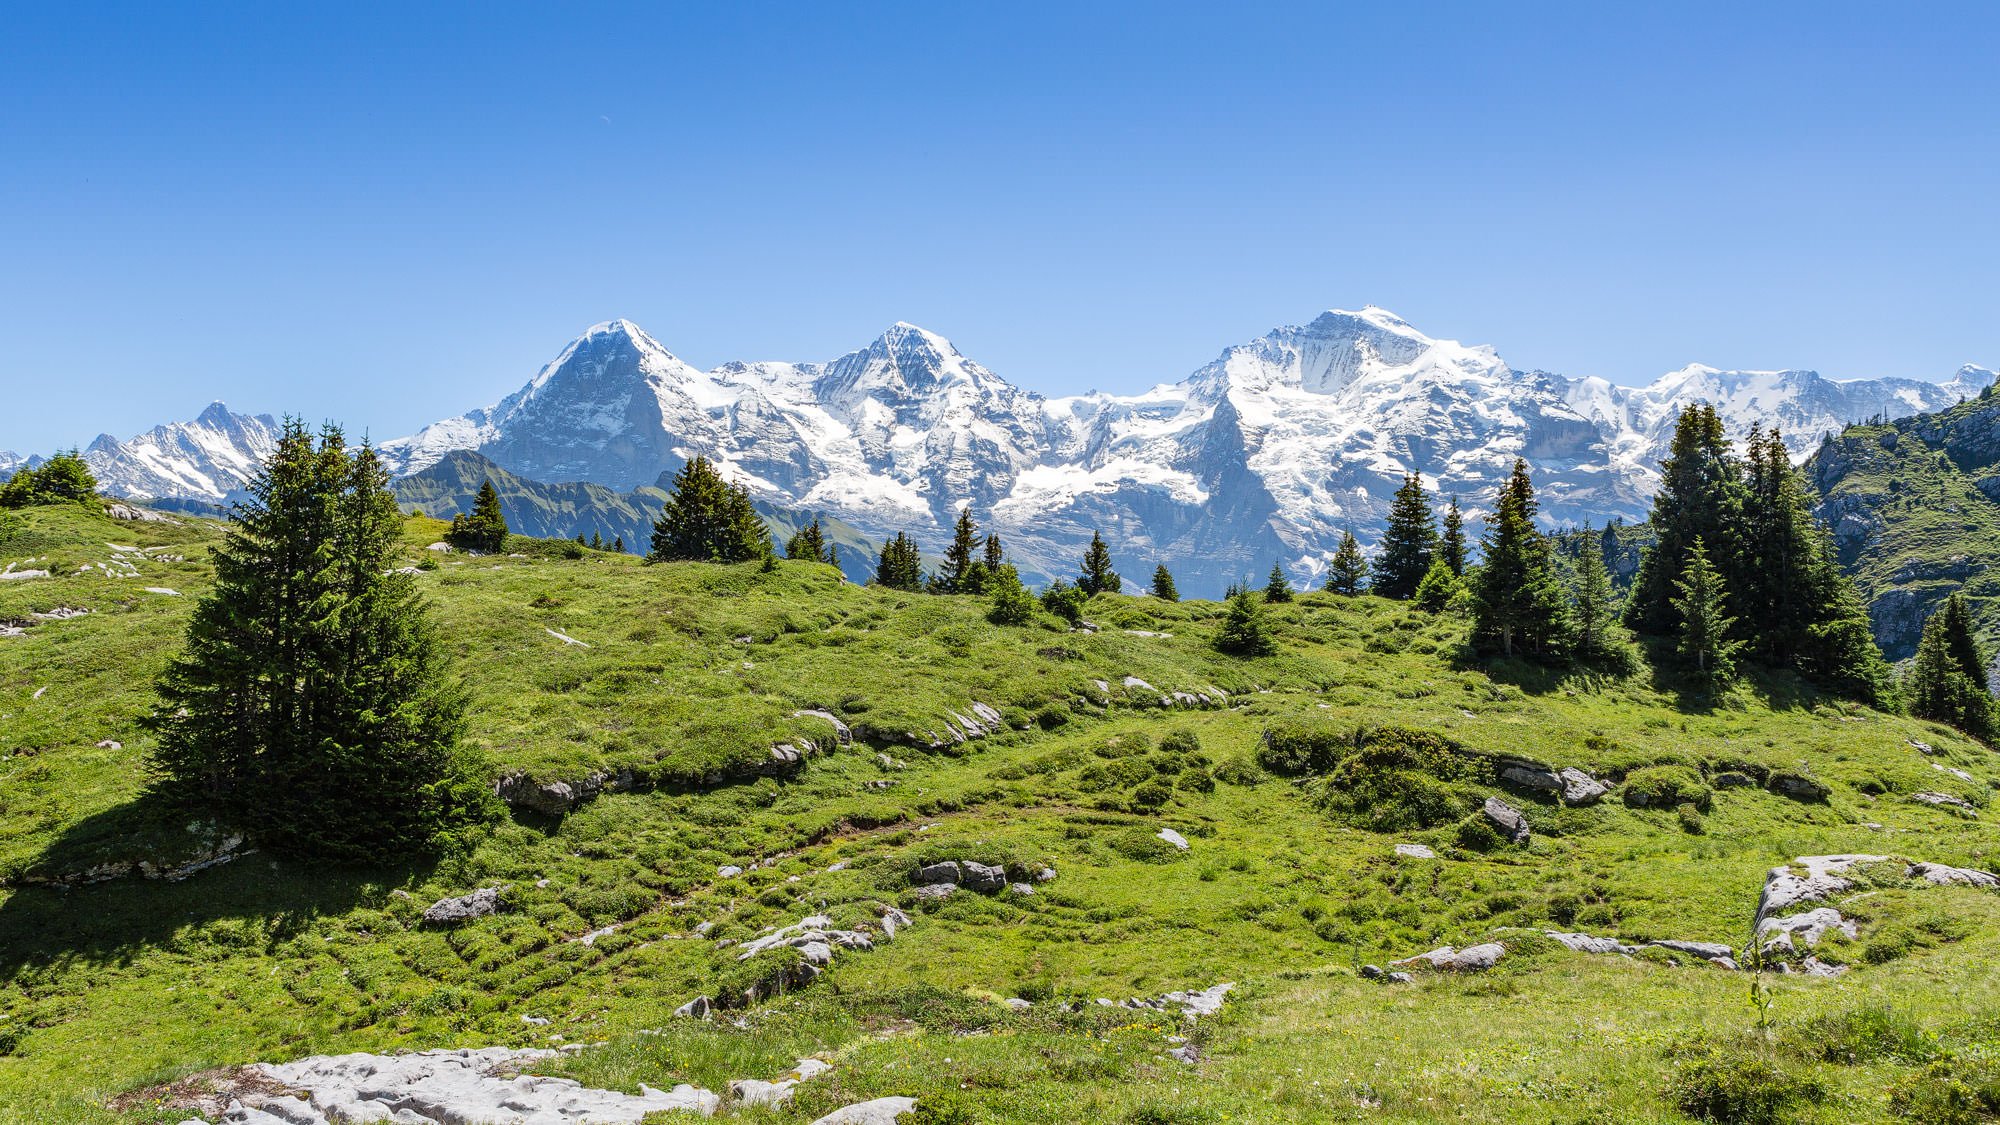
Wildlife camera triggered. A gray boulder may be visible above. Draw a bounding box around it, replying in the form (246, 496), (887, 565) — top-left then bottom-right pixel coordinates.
(961, 861), (1007, 892)
(1768, 773), (1831, 802)
(1913, 791), (1978, 815)
(915, 860), (962, 885)
(421, 887), (501, 927)
(1546, 931), (1639, 955)
(674, 995), (712, 1019)
(1908, 861), (2000, 887)
(1390, 942), (1505, 972)
(1497, 759), (1563, 795)
(1648, 939), (1736, 961)
(809, 1097), (919, 1124)
(914, 883), (956, 901)
(1157, 828), (1191, 850)
(1557, 767), (1608, 805)
(1482, 797), (1530, 844)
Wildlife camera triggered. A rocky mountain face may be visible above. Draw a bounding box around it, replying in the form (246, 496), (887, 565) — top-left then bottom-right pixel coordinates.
(1808, 390), (2000, 679)
(72, 311), (1994, 596)
(79, 402), (282, 502)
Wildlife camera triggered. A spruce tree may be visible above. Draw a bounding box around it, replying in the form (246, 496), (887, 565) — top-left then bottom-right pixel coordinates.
(984, 533), (1005, 573)
(1569, 532), (1629, 669)
(1373, 472), (1438, 599)
(874, 532), (924, 591)
(1470, 459), (1572, 659)
(986, 564), (1037, 625)
(1151, 564), (1179, 602)
(1413, 556), (1463, 613)
(612, 536), (624, 553)
(590, 531), (602, 550)
(1907, 594), (1996, 741)
(1671, 537), (1741, 686)
(147, 421), (487, 862)
(1626, 406), (1747, 634)
(649, 456), (769, 563)
(1440, 497), (1468, 575)
(786, 518), (837, 566)
(938, 506), (983, 593)
(1214, 589), (1274, 656)
(1264, 563), (1294, 603)
(1078, 532), (1121, 595)
(1326, 531), (1368, 596)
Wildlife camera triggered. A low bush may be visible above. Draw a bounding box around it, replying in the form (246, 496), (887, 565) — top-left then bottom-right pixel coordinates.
(1785, 1005), (1939, 1065)
(1623, 765), (1714, 813)
(1666, 1041), (1823, 1124)
(1888, 1059), (2000, 1123)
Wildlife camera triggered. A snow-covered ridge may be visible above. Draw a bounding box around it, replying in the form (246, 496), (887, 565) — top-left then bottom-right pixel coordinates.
(71, 311), (1995, 596)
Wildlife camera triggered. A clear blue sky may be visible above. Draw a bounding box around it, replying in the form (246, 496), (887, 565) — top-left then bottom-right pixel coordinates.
(3, 2), (1997, 454)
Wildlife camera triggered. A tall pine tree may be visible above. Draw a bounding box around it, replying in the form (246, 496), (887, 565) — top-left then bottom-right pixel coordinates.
(147, 421), (488, 862)
(649, 456), (769, 563)
(786, 518), (838, 566)
(1671, 537), (1742, 687)
(1151, 564), (1179, 602)
(1470, 459), (1572, 659)
(1626, 406), (1747, 634)
(1214, 589), (1274, 656)
(1078, 532), (1121, 595)
(937, 507), (985, 594)
(1326, 531), (1368, 595)
(1373, 472), (1438, 599)
(1440, 497), (1468, 575)
(874, 532), (924, 591)
(1264, 563), (1294, 603)
(1569, 529), (1629, 669)
(1907, 594), (1996, 741)
(984, 533), (1005, 573)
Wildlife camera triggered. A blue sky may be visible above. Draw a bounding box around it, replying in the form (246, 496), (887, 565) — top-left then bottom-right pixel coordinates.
(2, 2), (1996, 453)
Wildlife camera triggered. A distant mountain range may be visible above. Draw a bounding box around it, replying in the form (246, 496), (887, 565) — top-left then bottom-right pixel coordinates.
(18, 308), (1993, 595)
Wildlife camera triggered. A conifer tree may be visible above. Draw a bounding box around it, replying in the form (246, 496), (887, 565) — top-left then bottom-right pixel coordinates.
(1413, 556), (1463, 613)
(984, 533), (1005, 573)
(874, 532), (924, 591)
(1263, 563), (1294, 603)
(1326, 531), (1368, 596)
(649, 456), (769, 563)
(590, 531), (602, 549)
(612, 536), (624, 553)
(147, 421), (488, 861)
(786, 518), (838, 566)
(1040, 578), (1087, 626)
(1078, 532), (1121, 595)
(0, 449), (99, 509)
(986, 564), (1037, 625)
(1373, 472), (1438, 599)
(1569, 532), (1630, 669)
(937, 506), (984, 593)
(1672, 538), (1741, 686)
(1151, 564), (1179, 602)
(1626, 406), (1747, 634)
(1907, 594), (1996, 741)
(1214, 589), (1274, 656)
(1440, 497), (1468, 575)
(1470, 459), (1572, 658)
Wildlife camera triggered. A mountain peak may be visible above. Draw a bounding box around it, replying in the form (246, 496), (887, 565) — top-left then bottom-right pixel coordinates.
(195, 400), (237, 427)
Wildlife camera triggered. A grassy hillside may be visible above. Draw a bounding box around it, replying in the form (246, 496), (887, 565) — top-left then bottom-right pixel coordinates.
(2, 503), (1997, 1124)
(1809, 390), (2000, 668)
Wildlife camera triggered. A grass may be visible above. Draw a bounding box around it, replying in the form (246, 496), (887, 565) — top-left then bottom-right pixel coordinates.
(1, 502), (1997, 1123)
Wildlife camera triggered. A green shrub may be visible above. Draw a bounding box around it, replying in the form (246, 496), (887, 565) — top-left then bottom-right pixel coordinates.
(1455, 811), (1503, 852)
(1131, 781), (1173, 810)
(1034, 703), (1071, 729)
(908, 1090), (982, 1124)
(1787, 1006), (1939, 1065)
(1258, 719), (1351, 776)
(1667, 1042), (1823, 1124)
(1677, 802), (1707, 834)
(1213, 757), (1264, 786)
(1125, 1107), (1219, 1125)
(1160, 728), (1203, 756)
(1888, 1060), (2000, 1123)
(1176, 765), (1215, 793)
(1623, 766), (1713, 813)
(1109, 828), (1185, 864)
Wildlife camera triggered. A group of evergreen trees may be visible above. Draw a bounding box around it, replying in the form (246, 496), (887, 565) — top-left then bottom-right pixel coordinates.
(445, 478), (509, 553)
(0, 450), (98, 509)
(1623, 408), (1893, 701)
(649, 456), (771, 564)
(1908, 594), (1997, 741)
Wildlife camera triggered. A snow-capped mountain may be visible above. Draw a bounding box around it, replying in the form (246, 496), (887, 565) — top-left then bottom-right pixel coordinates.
(74, 310), (1994, 595)
(0, 451), (24, 477)
(82, 402), (283, 502)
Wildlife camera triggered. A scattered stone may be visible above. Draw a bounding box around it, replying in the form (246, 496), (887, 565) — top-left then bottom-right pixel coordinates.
(495, 773), (586, 816)
(961, 861), (1007, 891)
(1546, 931), (1640, 955)
(1908, 861), (2000, 887)
(1714, 772), (1756, 789)
(1648, 939), (1738, 962)
(674, 995), (712, 1019)
(718, 865), (744, 878)
(1497, 759), (1564, 796)
(0, 569), (51, 582)
(1759, 907), (1856, 954)
(143, 587), (182, 596)
(864, 779), (896, 790)
(106, 502), (176, 522)
(1394, 843), (1435, 859)
(1122, 676), (1156, 692)
(1007, 882), (1035, 896)
(96, 739), (122, 750)
(1756, 855), (1887, 922)
(1033, 865), (1058, 882)
(1912, 791), (1978, 814)
(793, 709), (853, 746)
(915, 860), (962, 885)
(520, 1014), (550, 1026)
(1909, 739), (1937, 754)
(543, 627), (590, 647)
(880, 906), (912, 939)
(1557, 767), (1609, 805)
(1931, 762), (1978, 783)
(1390, 943), (1505, 972)
(1359, 964), (1384, 980)
(1157, 828), (1191, 850)
(1767, 772), (1831, 802)
(1482, 797), (1530, 844)
(809, 1097), (918, 1125)
(421, 887), (502, 927)
(1004, 997), (1033, 1011)
(914, 883), (957, 901)
(1387, 971), (1414, 984)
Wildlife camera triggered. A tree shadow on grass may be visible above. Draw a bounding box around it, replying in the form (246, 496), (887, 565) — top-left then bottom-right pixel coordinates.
(0, 794), (435, 979)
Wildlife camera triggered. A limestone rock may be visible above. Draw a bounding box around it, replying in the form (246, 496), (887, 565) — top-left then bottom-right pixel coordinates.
(421, 887), (502, 927)
(1767, 773), (1831, 802)
(1756, 855), (1887, 923)
(1497, 759), (1563, 795)
(1157, 828), (1191, 850)
(1482, 797), (1530, 844)
(915, 860), (962, 885)
(1912, 791), (1978, 814)
(1557, 767), (1608, 805)
(1648, 939), (1737, 962)
(674, 995), (712, 1019)
(1007, 882), (1035, 896)
(1390, 942), (1504, 972)
(1758, 907), (1855, 954)
(792, 709), (853, 746)
(809, 1096), (919, 1124)
(1394, 843), (1436, 859)
(1546, 931), (1639, 955)
(1908, 861), (2000, 887)
(914, 882), (957, 901)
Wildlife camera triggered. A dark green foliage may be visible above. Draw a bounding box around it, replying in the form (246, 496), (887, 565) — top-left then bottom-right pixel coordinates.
(648, 456), (770, 564)
(987, 564), (1038, 626)
(1789, 1006), (1940, 1066)
(1040, 578), (1087, 626)
(1263, 562), (1293, 603)
(1621, 765), (1713, 812)
(1888, 1059), (2000, 1122)
(1326, 530), (1368, 595)
(875, 532), (924, 591)
(1667, 1042), (1823, 1125)
(1151, 564), (1179, 602)
(1471, 459), (1572, 659)
(445, 478), (508, 553)
(1213, 589), (1273, 656)
(1569, 531), (1634, 670)
(983, 532), (1004, 571)
(1372, 472), (1438, 599)
(0, 449), (98, 509)
(1907, 594), (1997, 741)
(146, 421), (489, 862)
(1078, 531), (1122, 595)
(1627, 406), (1748, 636)
(1309, 728), (1480, 832)
(1258, 719), (1353, 776)
(1412, 556), (1463, 612)
(1672, 538), (1741, 687)
(937, 506), (986, 594)
(1440, 496), (1468, 575)
(785, 518), (839, 567)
